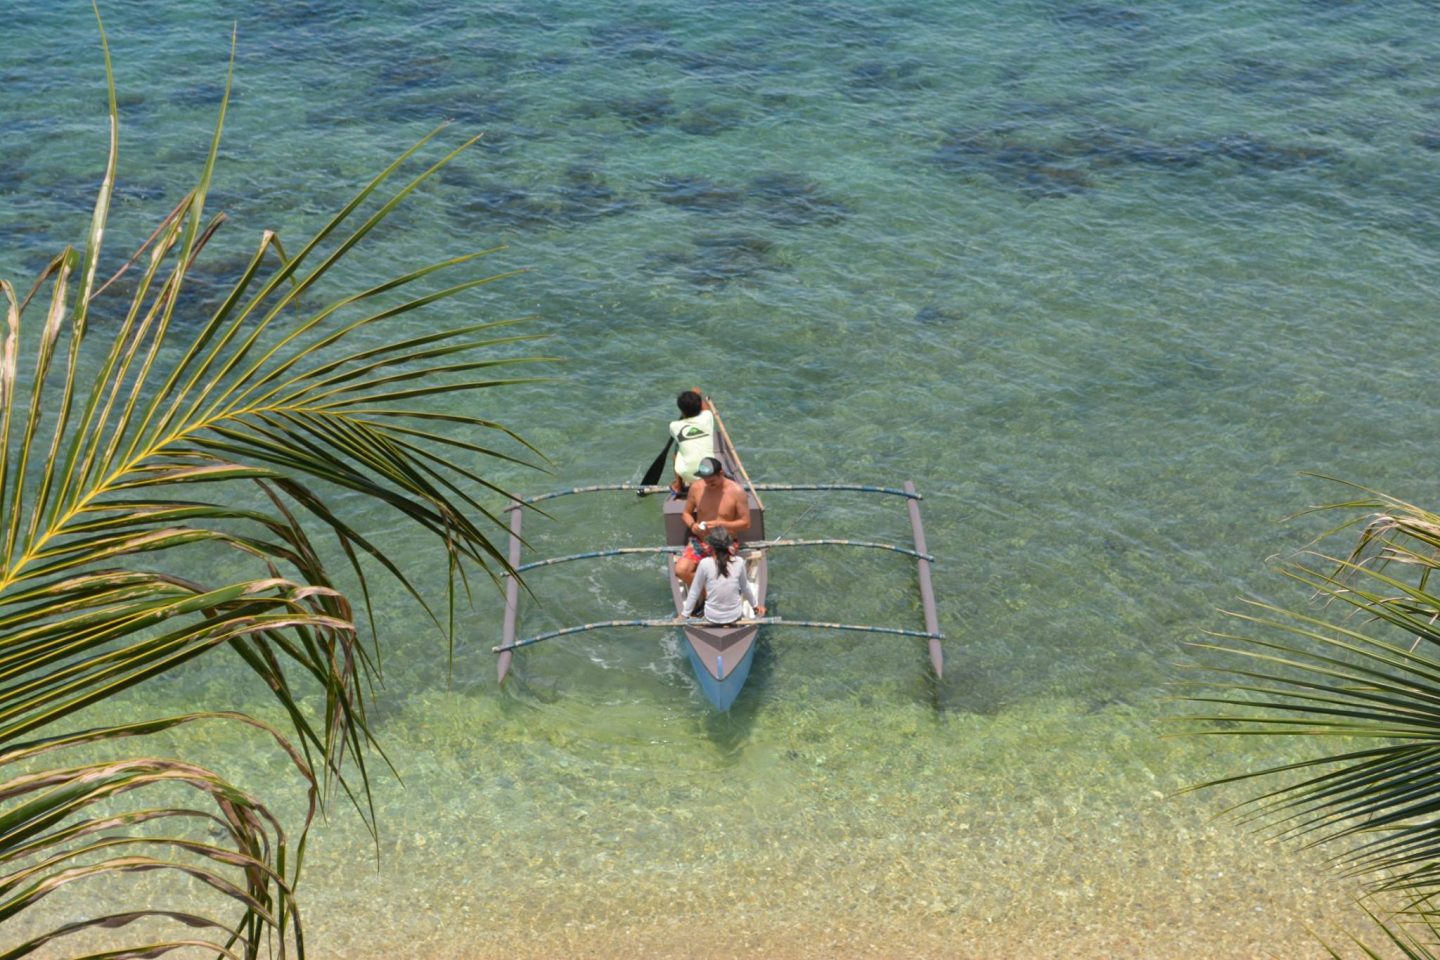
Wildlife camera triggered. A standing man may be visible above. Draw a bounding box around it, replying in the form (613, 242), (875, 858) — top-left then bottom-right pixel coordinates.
(675, 456), (751, 588)
(669, 388), (715, 495)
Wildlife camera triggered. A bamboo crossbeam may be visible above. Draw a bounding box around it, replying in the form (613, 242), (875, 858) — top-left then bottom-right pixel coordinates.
(508, 538), (936, 576)
(747, 483), (922, 499)
(754, 539), (934, 561)
(492, 617), (945, 654)
(770, 620), (943, 640)
(505, 481), (924, 509)
(509, 483), (669, 507)
(515, 545), (682, 573)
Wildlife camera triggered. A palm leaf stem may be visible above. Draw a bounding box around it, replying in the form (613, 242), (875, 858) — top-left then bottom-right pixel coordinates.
(6, 255), (76, 568)
(61, 213), (227, 528)
(53, 205), (186, 521)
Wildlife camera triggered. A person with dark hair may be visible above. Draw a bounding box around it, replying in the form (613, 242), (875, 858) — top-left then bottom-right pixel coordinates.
(675, 455), (751, 588)
(668, 387), (715, 494)
(681, 528), (763, 625)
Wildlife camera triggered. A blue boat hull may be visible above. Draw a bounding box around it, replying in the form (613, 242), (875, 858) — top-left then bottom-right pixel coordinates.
(682, 632), (757, 711)
(667, 555), (768, 710)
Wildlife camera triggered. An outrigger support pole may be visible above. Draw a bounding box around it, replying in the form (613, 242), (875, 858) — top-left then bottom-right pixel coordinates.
(494, 479), (943, 681)
(747, 483), (921, 499)
(752, 538), (933, 561)
(506, 482), (925, 508)
(905, 480), (943, 679)
(508, 538), (936, 576)
(513, 545), (681, 573)
(511, 484), (668, 506)
(497, 500), (524, 683)
(492, 617), (944, 655)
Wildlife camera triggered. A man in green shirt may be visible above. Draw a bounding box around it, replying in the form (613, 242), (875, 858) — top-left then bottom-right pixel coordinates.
(668, 388), (715, 495)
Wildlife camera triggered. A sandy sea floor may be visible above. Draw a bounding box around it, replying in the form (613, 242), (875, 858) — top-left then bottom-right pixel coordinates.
(279, 699), (1390, 960)
(300, 826), (1374, 960)
(0, 660), (1400, 960)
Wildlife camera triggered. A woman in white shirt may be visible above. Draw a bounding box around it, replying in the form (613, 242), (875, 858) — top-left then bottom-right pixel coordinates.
(681, 529), (765, 625)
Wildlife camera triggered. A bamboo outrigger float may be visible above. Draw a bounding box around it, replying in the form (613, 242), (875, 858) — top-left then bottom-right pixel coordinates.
(493, 401), (943, 710)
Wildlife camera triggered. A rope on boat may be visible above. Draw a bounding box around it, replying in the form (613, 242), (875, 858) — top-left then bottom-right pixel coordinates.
(492, 617), (944, 653)
(508, 538), (935, 575)
(506, 481), (924, 508)
(709, 398), (764, 512)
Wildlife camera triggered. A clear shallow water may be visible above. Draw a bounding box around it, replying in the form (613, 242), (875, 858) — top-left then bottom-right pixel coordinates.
(5, 0), (1440, 955)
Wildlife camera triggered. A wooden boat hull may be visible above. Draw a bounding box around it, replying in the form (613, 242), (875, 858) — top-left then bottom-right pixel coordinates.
(667, 553), (768, 710)
(661, 419), (767, 710)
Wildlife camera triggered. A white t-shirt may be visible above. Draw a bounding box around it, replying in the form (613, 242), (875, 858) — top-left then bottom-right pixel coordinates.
(682, 554), (757, 624)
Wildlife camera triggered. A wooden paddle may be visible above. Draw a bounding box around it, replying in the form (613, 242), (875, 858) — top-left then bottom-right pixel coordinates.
(707, 397), (763, 511)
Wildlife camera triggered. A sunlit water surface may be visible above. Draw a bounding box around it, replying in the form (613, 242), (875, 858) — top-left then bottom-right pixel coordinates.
(6, 1), (1440, 956)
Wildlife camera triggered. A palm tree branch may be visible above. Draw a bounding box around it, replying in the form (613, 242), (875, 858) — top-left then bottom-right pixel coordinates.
(166, 129), (479, 440)
(6, 254), (76, 568)
(266, 329), (546, 410)
(246, 315), (531, 411)
(0, 611), (351, 745)
(218, 265), (527, 415)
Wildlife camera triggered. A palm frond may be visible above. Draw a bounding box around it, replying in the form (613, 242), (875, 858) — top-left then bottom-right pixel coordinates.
(1188, 485), (1440, 952)
(0, 6), (548, 956)
(0, 713), (314, 960)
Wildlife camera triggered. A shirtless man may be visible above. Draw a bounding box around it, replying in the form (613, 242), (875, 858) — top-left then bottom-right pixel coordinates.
(674, 456), (751, 588)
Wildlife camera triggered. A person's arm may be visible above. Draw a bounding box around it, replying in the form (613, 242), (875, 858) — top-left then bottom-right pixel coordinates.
(736, 562), (765, 617)
(738, 564), (757, 608)
(682, 559), (710, 616)
(681, 486), (701, 536)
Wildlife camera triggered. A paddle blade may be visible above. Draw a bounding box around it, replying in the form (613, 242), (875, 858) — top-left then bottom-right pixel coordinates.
(639, 436), (673, 487)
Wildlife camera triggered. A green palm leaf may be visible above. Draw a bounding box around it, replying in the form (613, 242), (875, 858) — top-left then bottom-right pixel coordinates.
(0, 7), (549, 957)
(1187, 481), (1440, 956)
(0, 713), (313, 960)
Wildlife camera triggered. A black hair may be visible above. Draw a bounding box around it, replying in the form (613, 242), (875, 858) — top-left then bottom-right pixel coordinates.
(706, 528), (734, 578)
(677, 390), (703, 418)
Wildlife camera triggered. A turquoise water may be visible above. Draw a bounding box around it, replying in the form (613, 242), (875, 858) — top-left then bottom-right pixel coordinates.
(5, 1), (1440, 955)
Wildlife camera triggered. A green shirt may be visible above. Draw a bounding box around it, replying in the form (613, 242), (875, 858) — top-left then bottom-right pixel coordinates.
(669, 410), (715, 484)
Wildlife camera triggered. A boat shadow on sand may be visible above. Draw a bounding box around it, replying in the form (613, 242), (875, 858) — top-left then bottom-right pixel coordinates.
(690, 610), (783, 751)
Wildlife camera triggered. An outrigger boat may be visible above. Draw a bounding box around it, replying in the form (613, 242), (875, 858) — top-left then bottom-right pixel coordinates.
(493, 401), (943, 710)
